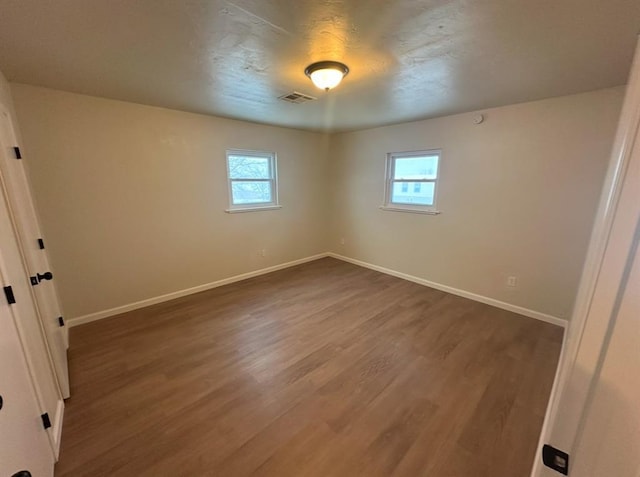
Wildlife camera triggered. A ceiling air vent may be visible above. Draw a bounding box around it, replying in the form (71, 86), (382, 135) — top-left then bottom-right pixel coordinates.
(278, 91), (317, 104)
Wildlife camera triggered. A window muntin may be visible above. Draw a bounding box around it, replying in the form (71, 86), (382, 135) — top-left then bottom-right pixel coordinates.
(226, 150), (278, 210)
(384, 150), (440, 211)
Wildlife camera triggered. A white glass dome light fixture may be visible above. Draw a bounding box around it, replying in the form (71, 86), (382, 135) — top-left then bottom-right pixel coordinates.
(304, 61), (349, 91)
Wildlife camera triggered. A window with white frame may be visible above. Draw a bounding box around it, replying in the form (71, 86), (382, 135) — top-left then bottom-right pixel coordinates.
(383, 150), (441, 213)
(225, 149), (279, 212)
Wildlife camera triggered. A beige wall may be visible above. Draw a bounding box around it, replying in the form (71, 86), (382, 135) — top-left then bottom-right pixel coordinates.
(11, 84), (330, 318)
(10, 83), (623, 321)
(328, 88), (624, 319)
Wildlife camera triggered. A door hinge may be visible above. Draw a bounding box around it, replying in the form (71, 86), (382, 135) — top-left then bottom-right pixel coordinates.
(542, 444), (569, 475)
(3, 286), (16, 305)
(41, 413), (52, 430)
(58, 316), (65, 327)
(38, 238), (45, 249)
(13, 146), (22, 159)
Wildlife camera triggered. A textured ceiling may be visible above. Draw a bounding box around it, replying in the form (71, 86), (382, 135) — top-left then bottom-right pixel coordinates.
(0, 0), (639, 131)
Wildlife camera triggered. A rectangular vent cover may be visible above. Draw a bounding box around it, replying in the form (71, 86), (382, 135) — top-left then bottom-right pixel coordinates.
(278, 91), (316, 104)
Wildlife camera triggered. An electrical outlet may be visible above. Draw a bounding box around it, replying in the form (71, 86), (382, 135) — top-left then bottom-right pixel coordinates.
(260, 249), (266, 257)
(340, 237), (345, 245)
(507, 276), (517, 287)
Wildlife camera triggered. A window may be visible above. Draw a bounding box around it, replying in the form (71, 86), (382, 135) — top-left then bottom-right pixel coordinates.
(382, 149), (441, 214)
(225, 149), (279, 212)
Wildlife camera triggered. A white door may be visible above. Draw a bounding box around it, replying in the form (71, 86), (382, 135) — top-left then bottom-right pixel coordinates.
(571, 237), (640, 476)
(561, 49), (640, 474)
(0, 299), (55, 477)
(532, 36), (640, 477)
(0, 167), (64, 455)
(0, 107), (69, 398)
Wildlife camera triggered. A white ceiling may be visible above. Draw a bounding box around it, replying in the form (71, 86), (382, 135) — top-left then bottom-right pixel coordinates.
(0, 0), (639, 132)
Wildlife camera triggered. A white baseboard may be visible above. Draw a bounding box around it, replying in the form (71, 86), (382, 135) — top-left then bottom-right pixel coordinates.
(52, 399), (64, 459)
(327, 253), (568, 328)
(68, 253), (329, 327)
(69, 251), (567, 329)
(530, 324), (569, 475)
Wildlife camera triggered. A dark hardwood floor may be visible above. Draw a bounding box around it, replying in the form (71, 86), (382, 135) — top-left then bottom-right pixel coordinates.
(55, 257), (563, 476)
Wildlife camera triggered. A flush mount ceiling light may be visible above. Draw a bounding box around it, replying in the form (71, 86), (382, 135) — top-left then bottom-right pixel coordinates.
(304, 61), (349, 91)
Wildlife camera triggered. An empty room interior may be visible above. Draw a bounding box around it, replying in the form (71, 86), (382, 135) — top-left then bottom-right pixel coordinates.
(1, 1), (639, 476)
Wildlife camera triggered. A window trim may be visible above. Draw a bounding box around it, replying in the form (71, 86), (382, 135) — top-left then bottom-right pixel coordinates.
(382, 149), (442, 214)
(225, 149), (280, 212)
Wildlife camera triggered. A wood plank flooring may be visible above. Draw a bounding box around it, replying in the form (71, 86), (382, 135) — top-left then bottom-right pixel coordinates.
(55, 257), (563, 476)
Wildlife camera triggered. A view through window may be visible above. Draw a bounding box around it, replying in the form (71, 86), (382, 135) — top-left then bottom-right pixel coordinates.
(385, 150), (440, 212)
(226, 150), (278, 210)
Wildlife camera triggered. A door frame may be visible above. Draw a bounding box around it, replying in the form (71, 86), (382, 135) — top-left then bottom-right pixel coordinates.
(0, 186), (63, 457)
(0, 298), (56, 476)
(0, 104), (70, 397)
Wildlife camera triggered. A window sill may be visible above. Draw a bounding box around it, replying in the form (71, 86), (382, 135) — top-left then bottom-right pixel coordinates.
(379, 206), (441, 215)
(225, 205), (282, 214)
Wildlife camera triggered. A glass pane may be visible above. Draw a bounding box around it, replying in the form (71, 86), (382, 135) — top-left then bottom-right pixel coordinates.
(393, 155), (438, 180)
(391, 181), (435, 206)
(231, 181), (272, 205)
(228, 155), (271, 179)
